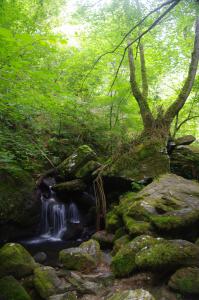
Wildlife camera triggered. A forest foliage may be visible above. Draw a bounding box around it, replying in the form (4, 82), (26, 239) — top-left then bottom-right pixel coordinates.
(0, 0), (198, 180)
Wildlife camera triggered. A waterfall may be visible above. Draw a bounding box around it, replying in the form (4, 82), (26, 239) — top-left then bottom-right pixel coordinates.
(68, 202), (80, 224)
(40, 187), (80, 241)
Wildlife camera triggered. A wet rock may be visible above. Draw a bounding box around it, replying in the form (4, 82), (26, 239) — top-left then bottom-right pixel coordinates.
(81, 272), (114, 287)
(53, 179), (86, 192)
(0, 275), (31, 300)
(168, 267), (199, 294)
(152, 285), (180, 300)
(80, 239), (102, 263)
(170, 145), (199, 180)
(49, 291), (77, 300)
(75, 160), (101, 178)
(175, 135), (196, 146)
(34, 266), (69, 299)
(59, 247), (96, 271)
(106, 289), (155, 300)
(92, 231), (115, 248)
(0, 243), (36, 278)
(57, 145), (97, 180)
(66, 271), (103, 295)
(33, 252), (47, 264)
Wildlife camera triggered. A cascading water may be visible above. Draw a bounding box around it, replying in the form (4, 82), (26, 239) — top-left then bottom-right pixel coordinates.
(39, 187), (80, 241)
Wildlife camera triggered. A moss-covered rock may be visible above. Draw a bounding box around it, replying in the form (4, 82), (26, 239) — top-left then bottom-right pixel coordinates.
(92, 230), (115, 248)
(103, 137), (170, 180)
(80, 239), (102, 263)
(0, 243), (36, 278)
(168, 267), (199, 294)
(135, 239), (199, 271)
(0, 275), (31, 300)
(106, 289), (155, 300)
(52, 179), (86, 192)
(59, 247), (96, 271)
(57, 145), (97, 179)
(170, 144), (199, 180)
(106, 209), (122, 233)
(123, 214), (152, 237)
(34, 266), (63, 299)
(112, 235), (130, 255)
(0, 170), (36, 226)
(111, 235), (160, 277)
(75, 160), (101, 178)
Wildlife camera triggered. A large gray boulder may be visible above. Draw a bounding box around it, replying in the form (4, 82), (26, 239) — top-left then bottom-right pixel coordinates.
(107, 174), (199, 239)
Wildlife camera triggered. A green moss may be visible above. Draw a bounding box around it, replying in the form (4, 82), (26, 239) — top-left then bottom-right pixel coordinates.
(0, 243), (36, 278)
(112, 235), (130, 255)
(111, 235), (159, 277)
(111, 246), (137, 277)
(75, 160), (100, 178)
(34, 266), (60, 299)
(106, 210), (122, 233)
(0, 276), (31, 300)
(59, 247), (96, 271)
(151, 210), (199, 231)
(0, 170), (34, 224)
(58, 145), (97, 178)
(114, 227), (127, 241)
(169, 267), (199, 294)
(135, 240), (199, 271)
(123, 214), (151, 236)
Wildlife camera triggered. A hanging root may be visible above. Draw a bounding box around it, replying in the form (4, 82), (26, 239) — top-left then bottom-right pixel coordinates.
(93, 174), (107, 231)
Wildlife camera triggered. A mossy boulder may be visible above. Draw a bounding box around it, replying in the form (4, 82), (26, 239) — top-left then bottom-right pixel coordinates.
(106, 289), (155, 300)
(170, 145), (199, 180)
(0, 275), (31, 300)
(75, 160), (101, 178)
(80, 239), (102, 263)
(92, 230), (115, 248)
(123, 214), (152, 237)
(168, 267), (199, 294)
(0, 243), (36, 278)
(135, 239), (199, 271)
(111, 235), (160, 277)
(0, 169), (37, 227)
(103, 138), (170, 180)
(57, 145), (97, 179)
(106, 209), (122, 233)
(59, 247), (96, 271)
(52, 179), (86, 192)
(112, 235), (130, 255)
(34, 266), (64, 299)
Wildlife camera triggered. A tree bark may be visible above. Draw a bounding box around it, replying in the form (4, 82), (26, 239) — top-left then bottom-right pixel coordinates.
(164, 17), (199, 125)
(128, 44), (154, 130)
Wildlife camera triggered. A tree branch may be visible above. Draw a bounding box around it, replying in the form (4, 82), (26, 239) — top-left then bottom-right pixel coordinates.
(81, 0), (180, 89)
(128, 45), (154, 129)
(164, 17), (199, 124)
(109, 0), (181, 93)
